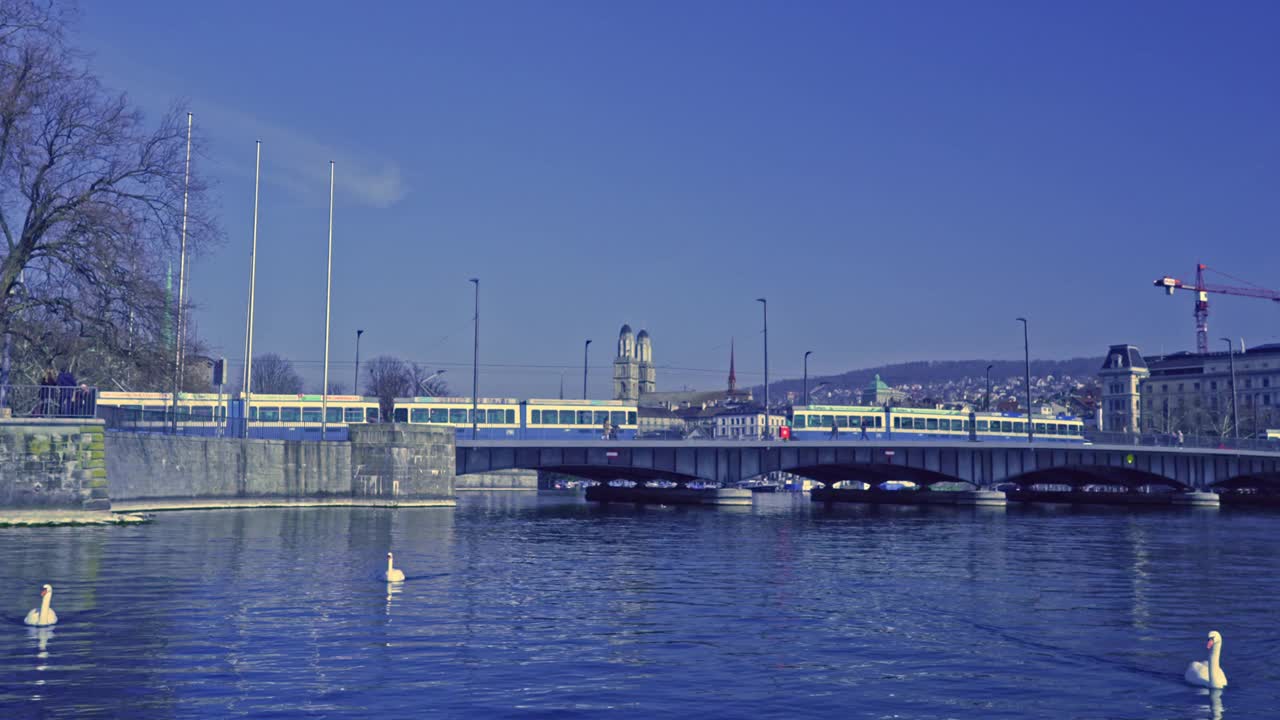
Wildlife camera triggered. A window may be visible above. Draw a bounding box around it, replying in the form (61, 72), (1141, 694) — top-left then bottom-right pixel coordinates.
(611, 411), (625, 425)
(820, 414), (834, 426)
(1246, 379), (1253, 389)
(913, 418), (926, 430)
(577, 411), (592, 424)
(1001, 421), (1013, 433)
(326, 407), (341, 423)
(189, 405), (213, 419)
(875, 416), (883, 428)
(259, 407), (280, 422)
(303, 408), (322, 423)
(1161, 384), (1168, 392)
(488, 409), (505, 424)
(393, 408), (408, 423)
(926, 418), (938, 430)
(836, 415), (849, 427)
(455, 408), (476, 424)
(977, 420), (989, 431)
(627, 412), (636, 424)
(281, 407), (301, 422)
(594, 411), (609, 424)
(1194, 382), (1200, 391)
(893, 417), (902, 429)
(1211, 381), (1218, 390)
(366, 408), (380, 422)
(560, 410), (575, 425)
(1266, 378), (1272, 388)
(794, 415), (806, 428)
(1013, 421), (1024, 433)
(1035, 423), (1046, 433)
(345, 408), (364, 423)
(1265, 394), (1272, 406)
(425, 408), (444, 423)
(411, 408), (430, 423)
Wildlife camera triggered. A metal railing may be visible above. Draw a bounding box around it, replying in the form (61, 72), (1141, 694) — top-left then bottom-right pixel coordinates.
(1083, 430), (1280, 453)
(0, 384), (99, 419)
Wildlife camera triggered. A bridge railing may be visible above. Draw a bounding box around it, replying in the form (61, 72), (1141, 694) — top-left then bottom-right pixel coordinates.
(1083, 430), (1279, 453)
(0, 383), (99, 419)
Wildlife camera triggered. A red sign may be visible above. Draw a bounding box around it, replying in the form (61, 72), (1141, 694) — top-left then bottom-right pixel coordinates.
(779, 426), (792, 440)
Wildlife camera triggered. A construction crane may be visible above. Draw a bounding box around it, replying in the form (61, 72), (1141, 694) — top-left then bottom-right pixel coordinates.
(1154, 263), (1280, 354)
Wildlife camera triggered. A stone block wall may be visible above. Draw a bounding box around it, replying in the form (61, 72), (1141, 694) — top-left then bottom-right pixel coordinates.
(350, 425), (454, 500)
(106, 434), (351, 500)
(0, 419), (109, 510)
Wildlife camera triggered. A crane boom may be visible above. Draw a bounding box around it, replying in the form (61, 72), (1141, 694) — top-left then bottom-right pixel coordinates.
(1154, 263), (1280, 354)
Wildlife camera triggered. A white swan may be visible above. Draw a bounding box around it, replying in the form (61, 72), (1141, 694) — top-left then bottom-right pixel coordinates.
(384, 552), (405, 582)
(23, 584), (58, 627)
(1185, 630), (1228, 689)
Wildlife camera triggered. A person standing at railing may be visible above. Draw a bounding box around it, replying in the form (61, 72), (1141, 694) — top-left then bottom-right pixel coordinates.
(37, 368), (56, 416)
(56, 367), (76, 416)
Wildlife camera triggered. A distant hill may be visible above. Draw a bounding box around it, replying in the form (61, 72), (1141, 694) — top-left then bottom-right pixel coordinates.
(757, 357), (1104, 397)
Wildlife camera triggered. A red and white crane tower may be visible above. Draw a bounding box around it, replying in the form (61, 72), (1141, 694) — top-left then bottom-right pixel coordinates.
(1154, 263), (1280, 354)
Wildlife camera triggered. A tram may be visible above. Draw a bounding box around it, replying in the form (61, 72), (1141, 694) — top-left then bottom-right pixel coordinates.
(788, 404), (1085, 442)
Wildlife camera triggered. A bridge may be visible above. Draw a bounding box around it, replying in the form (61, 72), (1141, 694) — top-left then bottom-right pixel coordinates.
(456, 439), (1280, 492)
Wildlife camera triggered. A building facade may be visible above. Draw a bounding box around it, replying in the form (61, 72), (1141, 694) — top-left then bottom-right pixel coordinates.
(713, 407), (787, 439)
(1099, 344), (1149, 433)
(613, 324), (656, 402)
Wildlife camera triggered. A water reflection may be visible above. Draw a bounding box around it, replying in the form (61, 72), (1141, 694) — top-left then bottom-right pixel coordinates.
(0, 497), (1277, 718)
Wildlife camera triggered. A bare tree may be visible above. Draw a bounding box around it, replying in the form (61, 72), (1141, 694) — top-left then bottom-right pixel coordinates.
(250, 353), (302, 394)
(326, 381), (345, 395)
(0, 0), (220, 399)
(365, 355), (410, 422)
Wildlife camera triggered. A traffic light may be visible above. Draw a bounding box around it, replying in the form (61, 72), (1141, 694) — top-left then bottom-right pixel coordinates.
(212, 358), (226, 386)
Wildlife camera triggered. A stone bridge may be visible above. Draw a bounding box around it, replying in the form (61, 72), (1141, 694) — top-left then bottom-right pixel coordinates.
(456, 439), (1280, 491)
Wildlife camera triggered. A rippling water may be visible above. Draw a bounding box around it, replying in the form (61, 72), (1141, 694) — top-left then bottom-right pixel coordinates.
(2, 493), (1278, 718)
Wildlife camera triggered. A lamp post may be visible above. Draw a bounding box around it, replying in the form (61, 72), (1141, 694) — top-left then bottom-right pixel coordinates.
(470, 278), (479, 440)
(354, 329), (364, 396)
(1016, 317), (1032, 443)
(803, 350), (812, 407)
(984, 363), (993, 411)
(1221, 337), (1239, 441)
(320, 161), (335, 441)
(583, 339), (592, 400)
(757, 298), (769, 439)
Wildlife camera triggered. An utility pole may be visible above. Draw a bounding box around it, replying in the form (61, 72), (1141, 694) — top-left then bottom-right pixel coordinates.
(1222, 337), (1239, 441)
(470, 278), (479, 440)
(1017, 318), (1032, 443)
(583, 339), (592, 400)
(757, 298), (768, 439)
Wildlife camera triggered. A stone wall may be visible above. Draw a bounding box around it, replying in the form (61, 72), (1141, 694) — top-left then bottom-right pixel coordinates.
(0, 419), (108, 510)
(107, 434), (350, 500)
(350, 425), (454, 500)
(456, 469), (538, 490)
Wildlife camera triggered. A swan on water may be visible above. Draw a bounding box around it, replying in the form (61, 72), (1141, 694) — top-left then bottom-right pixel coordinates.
(24, 584), (58, 627)
(1185, 630), (1228, 689)
(384, 552), (406, 582)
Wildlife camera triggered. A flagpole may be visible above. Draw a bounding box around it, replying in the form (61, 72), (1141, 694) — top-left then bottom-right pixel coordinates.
(171, 112), (193, 434)
(321, 161), (335, 440)
(241, 140), (262, 438)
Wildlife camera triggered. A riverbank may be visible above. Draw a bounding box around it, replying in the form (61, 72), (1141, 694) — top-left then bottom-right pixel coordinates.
(0, 509), (150, 527)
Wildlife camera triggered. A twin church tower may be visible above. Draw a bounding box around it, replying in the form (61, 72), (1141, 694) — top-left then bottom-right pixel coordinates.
(613, 324), (656, 402)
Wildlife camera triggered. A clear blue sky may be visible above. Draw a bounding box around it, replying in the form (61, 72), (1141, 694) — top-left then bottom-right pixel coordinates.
(76, 0), (1280, 396)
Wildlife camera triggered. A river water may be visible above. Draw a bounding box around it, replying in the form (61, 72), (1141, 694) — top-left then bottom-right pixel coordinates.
(2, 493), (1277, 718)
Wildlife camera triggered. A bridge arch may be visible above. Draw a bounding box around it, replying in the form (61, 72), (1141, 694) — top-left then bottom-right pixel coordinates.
(1002, 465), (1190, 492)
(784, 462), (974, 490)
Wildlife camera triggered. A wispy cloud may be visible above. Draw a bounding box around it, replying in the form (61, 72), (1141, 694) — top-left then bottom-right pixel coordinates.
(199, 103), (408, 209)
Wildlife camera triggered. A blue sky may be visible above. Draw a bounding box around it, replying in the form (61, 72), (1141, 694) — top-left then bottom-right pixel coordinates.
(76, 0), (1280, 396)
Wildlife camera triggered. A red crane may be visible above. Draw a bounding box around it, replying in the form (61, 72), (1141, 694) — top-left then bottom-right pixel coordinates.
(1154, 263), (1280, 354)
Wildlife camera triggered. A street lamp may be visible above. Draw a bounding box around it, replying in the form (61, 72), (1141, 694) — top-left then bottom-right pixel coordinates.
(354, 329), (364, 395)
(470, 277), (479, 440)
(583, 339), (592, 400)
(803, 350), (812, 407)
(1221, 337), (1239, 441)
(757, 298), (768, 439)
(1016, 317), (1032, 443)
(984, 363), (993, 411)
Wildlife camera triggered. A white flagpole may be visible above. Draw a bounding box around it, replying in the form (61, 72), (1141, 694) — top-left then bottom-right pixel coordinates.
(321, 161), (335, 439)
(241, 140), (262, 438)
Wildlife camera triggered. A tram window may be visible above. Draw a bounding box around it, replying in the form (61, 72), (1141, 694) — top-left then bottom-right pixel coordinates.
(874, 416), (882, 428)
(123, 405), (142, 421)
(1013, 422), (1024, 433)
(976, 420), (988, 431)
(216, 406), (226, 420)
(411, 409), (430, 423)
(487, 409), (505, 424)
(627, 411), (636, 425)
(325, 407), (340, 423)
(303, 408), (322, 423)
(912, 418), (925, 430)
(394, 408), (408, 423)
(594, 411), (609, 424)
(1001, 421), (1013, 432)
(926, 418), (938, 430)
(1035, 423), (1046, 433)
(1051, 424), (1061, 435)
(611, 411), (625, 425)
(249, 407), (259, 421)
(345, 408), (364, 423)
(531, 410), (540, 424)
(506, 409), (516, 423)
(450, 408), (468, 424)
(259, 407), (280, 422)
(892, 417), (901, 429)
(794, 415), (806, 428)
(578, 411), (593, 424)
(561, 410), (575, 425)
(279, 407), (300, 422)
(366, 408), (380, 422)
(819, 415), (833, 427)
(190, 406), (213, 419)
(833, 416), (845, 427)
(963, 420), (972, 431)
(430, 408), (447, 423)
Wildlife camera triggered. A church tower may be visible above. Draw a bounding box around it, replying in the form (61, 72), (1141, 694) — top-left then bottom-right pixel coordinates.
(613, 324), (639, 401)
(637, 330), (655, 396)
(728, 338), (737, 393)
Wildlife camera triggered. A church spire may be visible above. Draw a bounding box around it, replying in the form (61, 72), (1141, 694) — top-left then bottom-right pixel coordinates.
(728, 338), (736, 393)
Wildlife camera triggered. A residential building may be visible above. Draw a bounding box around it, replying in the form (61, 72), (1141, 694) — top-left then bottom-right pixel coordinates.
(1098, 344), (1148, 433)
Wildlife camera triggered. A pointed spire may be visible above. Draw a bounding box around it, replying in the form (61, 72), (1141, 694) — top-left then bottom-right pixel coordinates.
(728, 338), (737, 393)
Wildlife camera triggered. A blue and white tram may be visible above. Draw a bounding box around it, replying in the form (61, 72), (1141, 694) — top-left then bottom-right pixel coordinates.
(394, 396), (638, 440)
(788, 404), (1085, 443)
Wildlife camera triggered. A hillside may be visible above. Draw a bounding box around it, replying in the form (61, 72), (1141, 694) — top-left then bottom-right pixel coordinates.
(758, 357), (1104, 399)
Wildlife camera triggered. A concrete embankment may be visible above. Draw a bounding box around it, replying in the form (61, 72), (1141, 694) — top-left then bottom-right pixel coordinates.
(0, 419), (109, 511)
